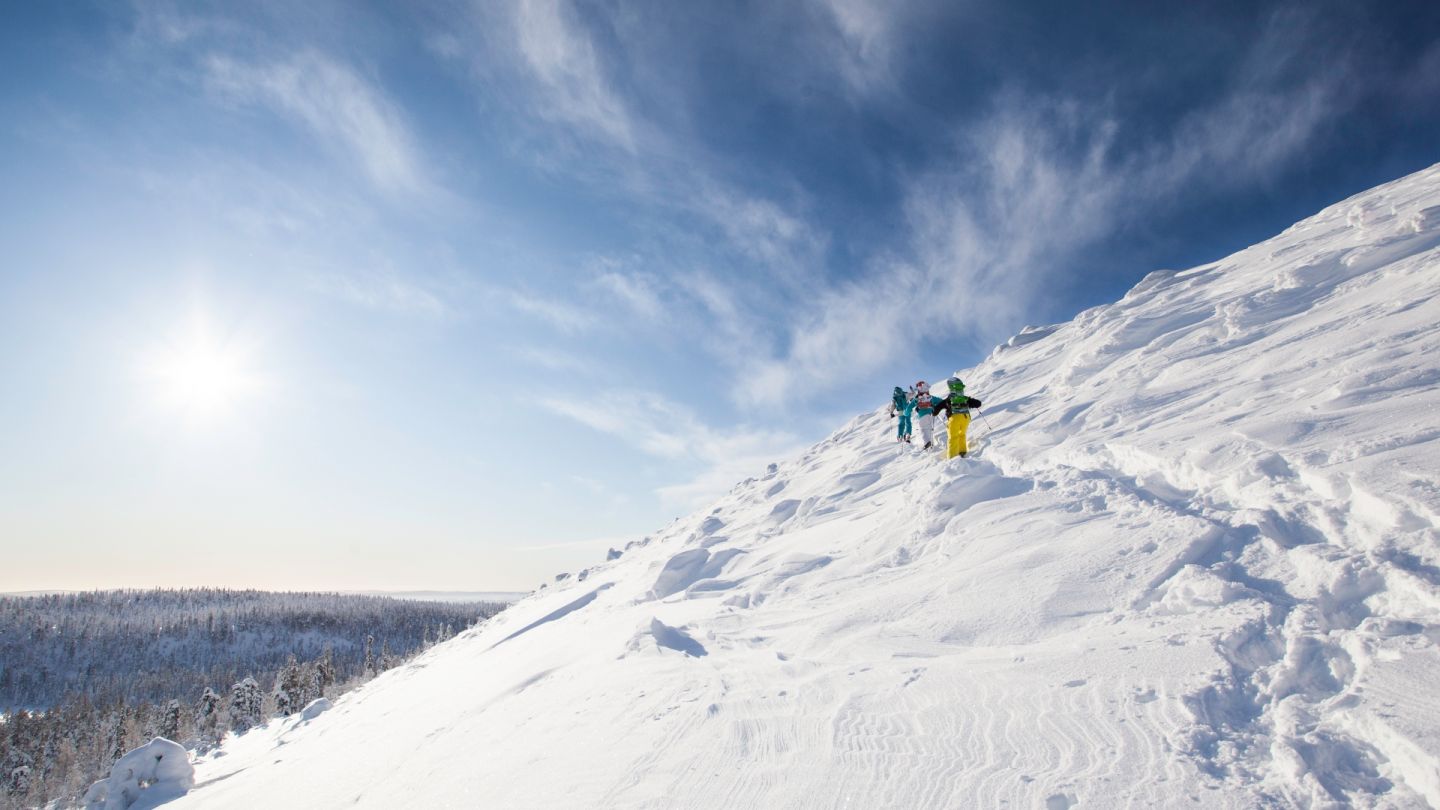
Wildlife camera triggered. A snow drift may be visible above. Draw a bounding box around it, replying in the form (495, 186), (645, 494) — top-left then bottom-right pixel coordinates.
(172, 164), (1440, 808)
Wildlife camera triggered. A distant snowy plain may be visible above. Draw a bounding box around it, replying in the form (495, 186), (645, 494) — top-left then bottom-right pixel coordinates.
(165, 165), (1440, 808)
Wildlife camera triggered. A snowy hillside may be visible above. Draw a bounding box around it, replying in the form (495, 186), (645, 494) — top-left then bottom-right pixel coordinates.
(165, 165), (1440, 809)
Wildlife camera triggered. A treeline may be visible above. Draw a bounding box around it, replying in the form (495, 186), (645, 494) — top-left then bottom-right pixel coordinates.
(0, 589), (499, 709)
(0, 589), (507, 809)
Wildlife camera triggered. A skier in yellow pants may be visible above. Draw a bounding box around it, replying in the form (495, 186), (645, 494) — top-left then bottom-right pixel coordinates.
(934, 377), (982, 460)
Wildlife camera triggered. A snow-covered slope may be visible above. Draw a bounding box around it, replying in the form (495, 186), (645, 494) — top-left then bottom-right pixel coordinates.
(174, 165), (1440, 809)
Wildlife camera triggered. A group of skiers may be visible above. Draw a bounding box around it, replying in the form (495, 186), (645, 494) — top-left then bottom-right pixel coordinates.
(888, 378), (983, 460)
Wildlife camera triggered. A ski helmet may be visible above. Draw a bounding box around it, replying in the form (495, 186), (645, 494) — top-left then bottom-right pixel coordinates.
(947, 377), (965, 393)
(894, 386), (904, 395)
(915, 380), (929, 393)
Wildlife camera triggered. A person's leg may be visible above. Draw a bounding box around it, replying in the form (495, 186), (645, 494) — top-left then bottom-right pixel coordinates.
(947, 413), (971, 459)
(918, 413), (934, 447)
(899, 413), (912, 441)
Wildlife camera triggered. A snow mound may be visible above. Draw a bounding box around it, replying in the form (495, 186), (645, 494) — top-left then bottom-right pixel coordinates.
(172, 164), (1440, 808)
(83, 738), (193, 810)
(649, 547), (746, 599)
(299, 698), (332, 721)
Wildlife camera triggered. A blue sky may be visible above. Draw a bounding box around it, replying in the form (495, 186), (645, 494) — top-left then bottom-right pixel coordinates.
(2, 0), (1438, 591)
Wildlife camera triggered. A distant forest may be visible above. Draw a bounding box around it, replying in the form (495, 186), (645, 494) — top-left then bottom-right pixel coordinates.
(0, 589), (507, 809)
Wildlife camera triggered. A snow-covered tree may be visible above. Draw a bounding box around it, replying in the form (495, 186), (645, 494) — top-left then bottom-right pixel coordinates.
(316, 646), (336, 694)
(228, 677), (264, 734)
(159, 699), (183, 741)
(271, 673), (293, 717)
(100, 710), (135, 768)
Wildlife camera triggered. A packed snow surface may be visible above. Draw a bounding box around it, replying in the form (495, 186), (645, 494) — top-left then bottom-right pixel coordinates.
(175, 165), (1440, 808)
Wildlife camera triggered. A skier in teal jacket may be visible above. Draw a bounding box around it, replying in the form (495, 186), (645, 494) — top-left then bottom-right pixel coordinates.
(888, 386), (915, 443)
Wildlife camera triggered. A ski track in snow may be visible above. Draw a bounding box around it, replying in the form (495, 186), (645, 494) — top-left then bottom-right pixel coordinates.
(170, 165), (1440, 809)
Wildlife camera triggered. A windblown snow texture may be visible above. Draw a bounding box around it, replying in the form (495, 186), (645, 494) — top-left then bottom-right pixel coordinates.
(172, 165), (1440, 808)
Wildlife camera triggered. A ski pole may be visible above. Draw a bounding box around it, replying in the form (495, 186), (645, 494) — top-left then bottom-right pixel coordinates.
(978, 409), (997, 436)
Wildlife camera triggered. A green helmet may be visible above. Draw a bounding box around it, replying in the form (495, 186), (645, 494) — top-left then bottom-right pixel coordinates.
(947, 377), (965, 393)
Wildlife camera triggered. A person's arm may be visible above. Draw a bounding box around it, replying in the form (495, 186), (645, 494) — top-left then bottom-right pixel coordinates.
(967, 397), (982, 409)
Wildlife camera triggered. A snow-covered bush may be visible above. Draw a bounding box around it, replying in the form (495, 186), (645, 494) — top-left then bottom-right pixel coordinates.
(82, 738), (193, 810)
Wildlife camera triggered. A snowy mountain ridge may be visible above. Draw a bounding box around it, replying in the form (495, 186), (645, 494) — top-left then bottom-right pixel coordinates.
(166, 164), (1440, 809)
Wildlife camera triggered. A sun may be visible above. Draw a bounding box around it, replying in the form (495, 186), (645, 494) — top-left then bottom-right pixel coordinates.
(144, 321), (261, 425)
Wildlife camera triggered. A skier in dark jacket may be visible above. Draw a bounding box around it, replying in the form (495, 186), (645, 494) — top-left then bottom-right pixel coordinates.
(935, 377), (983, 459)
(888, 386), (915, 443)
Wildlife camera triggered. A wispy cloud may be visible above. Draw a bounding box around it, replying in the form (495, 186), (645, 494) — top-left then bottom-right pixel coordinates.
(510, 0), (639, 151)
(205, 51), (428, 194)
(591, 269), (664, 320)
(737, 10), (1354, 406)
(811, 0), (907, 97)
(514, 346), (598, 375)
(440, 0), (827, 293)
(501, 288), (597, 332)
(690, 182), (828, 286)
(307, 267), (450, 318)
(129, 1), (241, 47)
(541, 390), (803, 508)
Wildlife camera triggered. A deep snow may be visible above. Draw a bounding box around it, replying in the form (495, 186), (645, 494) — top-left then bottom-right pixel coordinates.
(171, 164), (1440, 808)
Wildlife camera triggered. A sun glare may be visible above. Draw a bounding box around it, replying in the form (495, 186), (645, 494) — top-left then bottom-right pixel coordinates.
(144, 320), (262, 425)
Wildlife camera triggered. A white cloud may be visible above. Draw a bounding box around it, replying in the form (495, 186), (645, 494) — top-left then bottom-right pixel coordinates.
(205, 51), (427, 194)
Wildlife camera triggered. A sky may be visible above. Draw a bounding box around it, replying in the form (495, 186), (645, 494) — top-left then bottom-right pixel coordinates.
(1, 0), (1437, 592)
